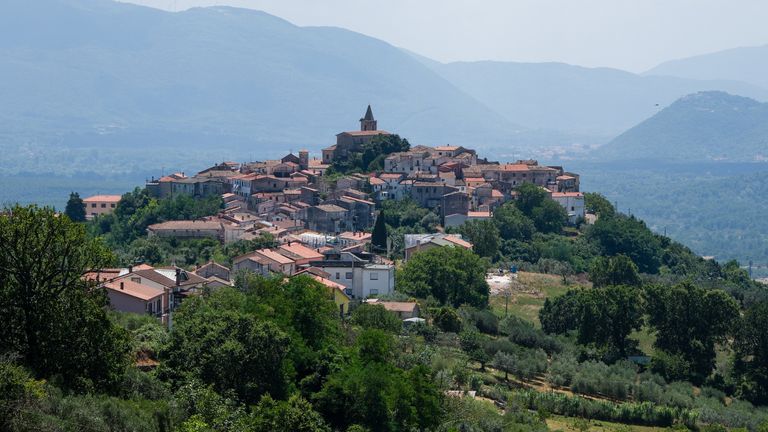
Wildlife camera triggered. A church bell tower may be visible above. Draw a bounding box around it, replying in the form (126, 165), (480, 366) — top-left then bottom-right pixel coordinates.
(360, 105), (377, 131)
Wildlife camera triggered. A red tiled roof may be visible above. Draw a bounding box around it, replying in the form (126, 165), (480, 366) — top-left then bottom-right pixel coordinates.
(279, 243), (324, 261)
(255, 249), (295, 265)
(104, 280), (163, 301)
(83, 195), (122, 203)
(552, 192), (584, 198)
(337, 130), (391, 137)
(467, 211), (491, 218)
(443, 235), (473, 249)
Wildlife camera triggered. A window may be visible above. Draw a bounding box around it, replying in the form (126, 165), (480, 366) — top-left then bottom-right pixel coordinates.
(131, 277), (141, 283)
(335, 272), (340, 279)
(345, 272), (353, 280)
(571, 206), (575, 211)
(91, 203), (97, 208)
(370, 289), (379, 296)
(110, 203), (116, 208)
(370, 272), (378, 280)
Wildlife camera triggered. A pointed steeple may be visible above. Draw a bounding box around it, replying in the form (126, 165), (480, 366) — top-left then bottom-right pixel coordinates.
(360, 105), (377, 131)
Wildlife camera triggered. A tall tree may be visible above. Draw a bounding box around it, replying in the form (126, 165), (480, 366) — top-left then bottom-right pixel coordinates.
(589, 254), (641, 287)
(397, 246), (490, 307)
(734, 301), (768, 404)
(456, 219), (500, 258)
(64, 191), (86, 222)
(645, 282), (739, 384)
(493, 203), (535, 241)
(584, 192), (616, 218)
(0, 205), (130, 391)
(371, 214), (387, 252)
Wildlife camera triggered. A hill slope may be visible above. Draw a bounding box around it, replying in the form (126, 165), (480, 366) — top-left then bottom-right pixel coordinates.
(413, 57), (768, 136)
(646, 44), (768, 90)
(594, 91), (768, 162)
(0, 0), (532, 175)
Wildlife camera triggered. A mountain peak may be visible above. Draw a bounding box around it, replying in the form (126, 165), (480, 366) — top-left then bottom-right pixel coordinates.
(595, 92), (768, 162)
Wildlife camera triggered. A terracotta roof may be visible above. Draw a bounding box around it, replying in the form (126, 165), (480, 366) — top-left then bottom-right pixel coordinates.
(315, 204), (347, 213)
(104, 280), (163, 301)
(552, 192), (584, 198)
(337, 130), (391, 137)
(83, 194), (122, 203)
(435, 146), (460, 151)
(255, 249), (295, 265)
(339, 231), (372, 241)
(279, 243), (324, 261)
(467, 211), (491, 218)
(443, 235), (473, 249)
(491, 189), (503, 198)
(310, 274), (347, 292)
(557, 175), (576, 180)
(343, 196), (375, 206)
(369, 177), (385, 185)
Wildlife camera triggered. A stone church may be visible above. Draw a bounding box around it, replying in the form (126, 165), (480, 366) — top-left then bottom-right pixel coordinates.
(322, 105), (392, 164)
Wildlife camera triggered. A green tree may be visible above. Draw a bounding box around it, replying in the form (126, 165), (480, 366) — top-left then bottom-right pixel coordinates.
(645, 282), (739, 384)
(589, 255), (641, 287)
(397, 246), (490, 307)
(350, 303), (402, 333)
(0, 205), (131, 391)
(578, 285), (644, 359)
(587, 215), (663, 273)
(515, 183), (548, 216)
(371, 214), (387, 253)
(541, 286), (643, 360)
(733, 301), (768, 404)
(433, 307), (462, 333)
(249, 395), (331, 432)
(531, 199), (568, 233)
(456, 219), (500, 258)
(160, 288), (290, 404)
(493, 351), (516, 380)
(64, 191), (86, 222)
(584, 192), (616, 218)
(493, 203), (536, 241)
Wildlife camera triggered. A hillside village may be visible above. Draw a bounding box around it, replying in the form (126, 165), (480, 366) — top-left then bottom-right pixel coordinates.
(83, 106), (585, 323)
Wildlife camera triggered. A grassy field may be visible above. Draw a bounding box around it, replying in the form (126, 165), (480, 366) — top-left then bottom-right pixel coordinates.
(546, 415), (668, 432)
(488, 271), (582, 326)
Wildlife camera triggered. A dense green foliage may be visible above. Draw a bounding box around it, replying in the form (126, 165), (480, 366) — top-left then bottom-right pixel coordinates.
(64, 191), (86, 222)
(0, 206), (132, 392)
(329, 134), (410, 174)
(646, 282), (739, 384)
(454, 219), (500, 258)
(734, 301), (768, 405)
(377, 198), (439, 258)
(397, 246), (490, 307)
(350, 303), (403, 334)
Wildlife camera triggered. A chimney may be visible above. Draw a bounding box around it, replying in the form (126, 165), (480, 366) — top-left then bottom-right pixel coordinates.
(120, 282), (124, 290)
(128, 265), (133, 274)
(175, 268), (182, 287)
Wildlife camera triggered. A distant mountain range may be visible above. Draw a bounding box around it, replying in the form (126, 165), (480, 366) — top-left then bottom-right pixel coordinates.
(646, 44), (768, 90)
(413, 56), (768, 136)
(3, 0), (768, 177)
(595, 91), (768, 162)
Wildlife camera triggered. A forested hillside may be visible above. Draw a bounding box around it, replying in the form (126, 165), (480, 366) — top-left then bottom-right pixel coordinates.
(3, 184), (768, 431)
(595, 91), (768, 162)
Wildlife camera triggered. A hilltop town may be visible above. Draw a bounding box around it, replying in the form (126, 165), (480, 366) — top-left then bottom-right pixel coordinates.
(80, 106), (585, 318)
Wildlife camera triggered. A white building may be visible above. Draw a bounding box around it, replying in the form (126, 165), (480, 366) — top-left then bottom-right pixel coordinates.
(551, 192), (585, 224)
(309, 253), (394, 299)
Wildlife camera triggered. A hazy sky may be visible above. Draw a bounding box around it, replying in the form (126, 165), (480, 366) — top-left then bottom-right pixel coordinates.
(123, 0), (768, 72)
